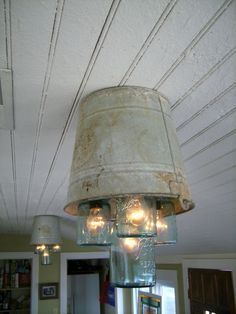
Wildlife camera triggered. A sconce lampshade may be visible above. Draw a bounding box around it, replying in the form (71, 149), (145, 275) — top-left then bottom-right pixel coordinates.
(30, 215), (61, 265)
(31, 215), (61, 245)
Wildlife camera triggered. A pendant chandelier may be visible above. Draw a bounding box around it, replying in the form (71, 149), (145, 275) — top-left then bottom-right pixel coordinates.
(64, 86), (194, 287)
(30, 215), (61, 265)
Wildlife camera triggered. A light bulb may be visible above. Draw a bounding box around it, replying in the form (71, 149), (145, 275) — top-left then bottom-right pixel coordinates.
(43, 249), (49, 257)
(126, 198), (147, 226)
(52, 244), (61, 252)
(41, 246), (51, 265)
(156, 212), (168, 233)
(86, 206), (106, 234)
(121, 238), (140, 252)
(35, 244), (45, 253)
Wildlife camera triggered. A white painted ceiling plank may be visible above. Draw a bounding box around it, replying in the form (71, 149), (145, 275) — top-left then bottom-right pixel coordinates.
(177, 84), (236, 146)
(11, 0), (58, 130)
(191, 167), (236, 196)
(0, 131), (18, 230)
(0, 131), (13, 183)
(172, 52), (236, 131)
(84, 0), (168, 93)
(40, 0), (113, 130)
(25, 0), (113, 214)
(181, 111), (236, 159)
(196, 181), (236, 202)
(10, 0), (58, 223)
(0, 184), (15, 231)
(188, 151), (236, 185)
(126, 0), (226, 88)
(159, 0), (236, 103)
(30, 130), (75, 215)
(0, 0), (7, 68)
(184, 134), (236, 173)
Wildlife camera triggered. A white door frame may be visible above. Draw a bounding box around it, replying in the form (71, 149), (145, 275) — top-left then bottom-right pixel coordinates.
(60, 251), (109, 314)
(0, 252), (39, 314)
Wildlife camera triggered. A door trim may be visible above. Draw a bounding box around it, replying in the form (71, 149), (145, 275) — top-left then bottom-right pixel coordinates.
(60, 251), (109, 314)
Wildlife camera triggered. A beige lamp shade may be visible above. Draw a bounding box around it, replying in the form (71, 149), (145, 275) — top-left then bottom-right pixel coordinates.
(30, 215), (61, 245)
(64, 86), (194, 216)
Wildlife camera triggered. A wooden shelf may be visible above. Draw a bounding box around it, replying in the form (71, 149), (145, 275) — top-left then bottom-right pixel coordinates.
(0, 287), (30, 291)
(0, 309), (30, 313)
(0, 259), (32, 314)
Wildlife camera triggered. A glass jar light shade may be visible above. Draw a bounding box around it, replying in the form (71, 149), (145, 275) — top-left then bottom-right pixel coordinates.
(110, 235), (156, 287)
(115, 196), (156, 237)
(76, 201), (111, 246)
(154, 199), (177, 245)
(41, 246), (52, 265)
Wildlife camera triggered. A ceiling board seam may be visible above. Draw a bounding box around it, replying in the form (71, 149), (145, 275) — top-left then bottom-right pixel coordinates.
(44, 175), (68, 214)
(23, 0), (65, 223)
(210, 178), (236, 190)
(153, 0), (234, 90)
(190, 165), (236, 186)
(180, 106), (236, 148)
(200, 188), (236, 199)
(186, 148), (236, 175)
(171, 46), (236, 111)
(10, 130), (19, 226)
(0, 184), (14, 231)
(119, 0), (178, 86)
(4, 0), (18, 226)
(193, 178), (236, 195)
(67, 0), (121, 105)
(55, 199), (66, 214)
(177, 81), (236, 131)
(184, 128), (236, 162)
(3, 0), (11, 68)
(34, 0), (121, 214)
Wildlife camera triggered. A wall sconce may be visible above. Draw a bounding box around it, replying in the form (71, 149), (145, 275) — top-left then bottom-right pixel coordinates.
(30, 215), (61, 265)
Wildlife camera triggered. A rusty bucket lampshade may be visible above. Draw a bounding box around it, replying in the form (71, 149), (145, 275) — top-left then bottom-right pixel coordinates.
(30, 215), (62, 265)
(64, 86), (194, 287)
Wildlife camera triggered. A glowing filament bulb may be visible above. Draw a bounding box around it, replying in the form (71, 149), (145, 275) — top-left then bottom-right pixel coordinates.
(122, 238), (139, 252)
(86, 206), (106, 234)
(156, 213), (168, 233)
(36, 244), (45, 253)
(52, 244), (61, 252)
(43, 246), (50, 257)
(126, 198), (146, 226)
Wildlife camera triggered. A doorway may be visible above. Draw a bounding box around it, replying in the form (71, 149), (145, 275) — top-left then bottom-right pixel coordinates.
(188, 268), (236, 314)
(60, 252), (109, 314)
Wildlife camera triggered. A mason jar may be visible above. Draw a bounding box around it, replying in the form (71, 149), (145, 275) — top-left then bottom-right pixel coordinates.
(110, 234), (156, 287)
(115, 196), (156, 238)
(76, 201), (111, 246)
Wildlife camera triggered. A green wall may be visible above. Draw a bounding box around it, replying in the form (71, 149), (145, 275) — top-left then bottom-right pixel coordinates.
(0, 234), (183, 314)
(0, 234), (105, 314)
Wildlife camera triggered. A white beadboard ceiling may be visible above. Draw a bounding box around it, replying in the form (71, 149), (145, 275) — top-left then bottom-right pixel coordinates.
(0, 0), (235, 255)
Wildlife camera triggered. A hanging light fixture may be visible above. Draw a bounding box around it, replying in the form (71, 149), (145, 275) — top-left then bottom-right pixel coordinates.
(64, 86), (194, 287)
(154, 199), (177, 245)
(30, 215), (62, 265)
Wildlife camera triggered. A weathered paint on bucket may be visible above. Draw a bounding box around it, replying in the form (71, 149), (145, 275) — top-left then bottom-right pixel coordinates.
(65, 86), (194, 215)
